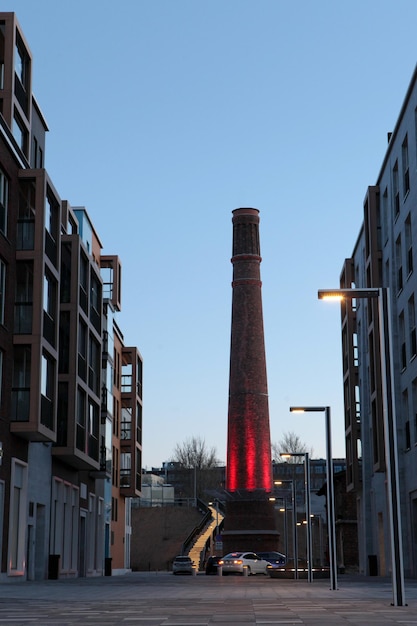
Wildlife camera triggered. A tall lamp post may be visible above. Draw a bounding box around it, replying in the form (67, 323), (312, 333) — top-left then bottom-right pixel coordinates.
(281, 452), (313, 583)
(275, 480), (297, 579)
(318, 287), (405, 607)
(290, 406), (337, 591)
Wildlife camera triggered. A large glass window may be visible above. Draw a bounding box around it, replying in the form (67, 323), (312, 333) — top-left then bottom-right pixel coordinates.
(79, 253), (88, 312)
(120, 452), (131, 487)
(78, 320), (87, 381)
(76, 387), (86, 452)
(89, 272), (101, 332)
(14, 39), (28, 89)
(0, 168), (8, 235)
(136, 402), (142, 445)
(11, 345), (31, 421)
(88, 400), (99, 459)
(40, 351), (54, 429)
(17, 179), (35, 250)
(121, 403), (132, 440)
(59, 312), (70, 374)
(88, 335), (100, 395)
(44, 189), (59, 265)
(43, 272), (57, 346)
(12, 111), (28, 155)
(14, 261), (33, 334)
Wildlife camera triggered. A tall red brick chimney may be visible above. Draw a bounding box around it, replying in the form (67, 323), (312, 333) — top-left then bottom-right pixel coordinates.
(222, 208), (278, 553)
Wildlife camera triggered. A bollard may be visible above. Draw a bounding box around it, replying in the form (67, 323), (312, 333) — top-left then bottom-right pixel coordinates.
(218, 565), (223, 577)
(192, 566), (197, 576)
(243, 566), (248, 576)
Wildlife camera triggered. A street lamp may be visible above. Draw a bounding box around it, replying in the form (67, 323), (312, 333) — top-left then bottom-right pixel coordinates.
(290, 406), (337, 591)
(275, 479), (298, 579)
(318, 287), (405, 606)
(281, 452), (313, 583)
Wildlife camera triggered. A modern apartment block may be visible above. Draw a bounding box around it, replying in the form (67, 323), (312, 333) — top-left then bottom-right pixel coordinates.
(0, 12), (142, 580)
(339, 65), (417, 577)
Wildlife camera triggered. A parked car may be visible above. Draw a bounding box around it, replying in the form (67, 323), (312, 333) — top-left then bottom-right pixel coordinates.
(218, 552), (269, 575)
(172, 555), (194, 575)
(257, 551), (286, 567)
(205, 555), (222, 575)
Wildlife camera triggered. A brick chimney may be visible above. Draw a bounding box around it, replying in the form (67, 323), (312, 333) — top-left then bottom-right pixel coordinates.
(222, 208), (278, 554)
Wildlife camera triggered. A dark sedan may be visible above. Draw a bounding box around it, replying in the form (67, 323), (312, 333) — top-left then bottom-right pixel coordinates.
(205, 555), (222, 575)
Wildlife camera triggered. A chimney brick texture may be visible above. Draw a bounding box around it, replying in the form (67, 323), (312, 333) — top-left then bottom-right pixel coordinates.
(226, 208), (273, 493)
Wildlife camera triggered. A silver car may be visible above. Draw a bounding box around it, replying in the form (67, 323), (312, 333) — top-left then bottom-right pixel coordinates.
(218, 552), (269, 575)
(172, 555), (194, 575)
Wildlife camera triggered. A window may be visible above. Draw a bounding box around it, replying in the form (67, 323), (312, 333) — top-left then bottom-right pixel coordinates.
(17, 179), (35, 250)
(393, 161), (400, 218)
(0, 349), (3, 407)
(14, 261), (33, 334)
(43, 272), (57, 346)
(43, 273), (56, 317)
(400, 312), (406, 370)
(402, 135), (410, 196)
(79, 253), (88, 313)
(120, 452), (131, 487)
(9, 460), (28, 574)
(405, 214), (413, 277)
(41, 352), (54, 400)
(112, 446), (119, 488)
(382, 187), (388, 246)
(0, 168), (8, 235)
(88, 335), (100, 394)
(121, 403), (132, 440)
(11, 346), (31, 421)
(44, 191), (59, 241)
(14, 39), (28, 88)
(78, 320), (87, 381)
(396, 235), (403, 293)
(409, 295), (417, 359)
(0, 258), (5, 325)
(89, 272), (101, 332)
(136, 402), (142, 445)
(353, 332), (359, 367)
(403, 390), (410, 450)
(12, 111), (28, 155)
(413, 378), (417, 445)
(40, 351), (55, 429)
(87, 400), (99, 459)
(76, 387), (86, 452)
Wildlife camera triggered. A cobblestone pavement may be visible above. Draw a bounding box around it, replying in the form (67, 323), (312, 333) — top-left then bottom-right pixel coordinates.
(1, 572), (417, 625)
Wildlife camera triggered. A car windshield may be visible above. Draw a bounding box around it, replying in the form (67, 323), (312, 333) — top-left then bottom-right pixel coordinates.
(224, 552), (243, 558)
(175, 557), (191, 562)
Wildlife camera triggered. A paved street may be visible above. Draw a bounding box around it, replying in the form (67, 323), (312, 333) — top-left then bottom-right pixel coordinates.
(1, 572), (417, 625)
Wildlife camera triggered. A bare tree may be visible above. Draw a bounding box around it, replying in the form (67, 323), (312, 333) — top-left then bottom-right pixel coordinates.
(171, 436), (221, 469)
(272, 431), (313, 463)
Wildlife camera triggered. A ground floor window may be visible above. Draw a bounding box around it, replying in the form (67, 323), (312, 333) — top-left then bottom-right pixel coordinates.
(8, 459), (27, 575)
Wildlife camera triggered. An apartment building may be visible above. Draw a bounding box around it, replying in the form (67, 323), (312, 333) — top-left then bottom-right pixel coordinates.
(0, 12), (142, 580)
(339, 65), (417, 577)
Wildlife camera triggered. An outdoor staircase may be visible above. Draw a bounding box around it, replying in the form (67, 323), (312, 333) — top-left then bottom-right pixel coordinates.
(188, 506), (224, 570)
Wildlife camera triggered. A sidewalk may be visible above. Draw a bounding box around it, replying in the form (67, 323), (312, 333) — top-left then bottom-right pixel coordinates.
(0, 572), (417, 624)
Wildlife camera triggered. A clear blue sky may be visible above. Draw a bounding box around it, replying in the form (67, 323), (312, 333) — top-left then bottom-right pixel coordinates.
(7, 1), (417, 468)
